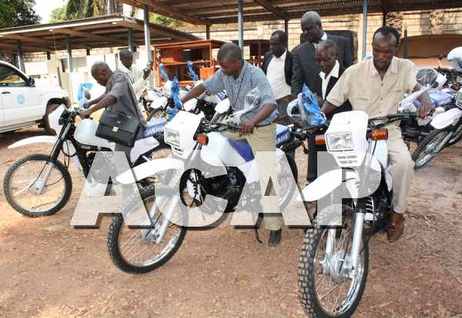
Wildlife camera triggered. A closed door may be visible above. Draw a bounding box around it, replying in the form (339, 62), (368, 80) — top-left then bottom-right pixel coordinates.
(0, 64), (42, 126)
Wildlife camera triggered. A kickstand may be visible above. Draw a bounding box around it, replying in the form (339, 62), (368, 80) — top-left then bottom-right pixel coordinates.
(254, 227), (263, 244)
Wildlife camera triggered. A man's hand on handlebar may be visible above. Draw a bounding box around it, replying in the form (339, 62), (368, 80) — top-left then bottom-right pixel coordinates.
(79, 109), (92, 118)
(418, 102), (432, 119)
(239, 119), (256, 135)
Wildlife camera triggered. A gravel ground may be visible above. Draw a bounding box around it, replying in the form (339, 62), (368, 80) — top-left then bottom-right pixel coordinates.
(0, 127), (461, 318)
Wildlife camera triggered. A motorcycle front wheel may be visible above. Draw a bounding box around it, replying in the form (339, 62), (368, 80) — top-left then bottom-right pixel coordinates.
(412, 129), (452, 169)
(107, 185), (187, 274)
(298, 209), (369, 318)
(3, 154), (72, 217)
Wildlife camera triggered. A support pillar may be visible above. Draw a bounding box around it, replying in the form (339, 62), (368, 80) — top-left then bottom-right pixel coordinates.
(143, 4), (153, 88)
(237, 0), (244, 49)
(128, 28), (134, 52)
(361, 0), (369, 59)
(16, 43), (25, 71)
(206, 24), (211, 40)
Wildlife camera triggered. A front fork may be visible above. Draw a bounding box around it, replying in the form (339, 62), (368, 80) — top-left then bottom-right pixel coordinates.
(33, 124), (71, 194)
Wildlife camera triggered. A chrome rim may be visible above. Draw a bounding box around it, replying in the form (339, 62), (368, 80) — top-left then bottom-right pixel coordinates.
(415, 131), (449, 167)
(313, 220), (365, 316)
(117, 193), (182, 267)
(8, 159), (66, 213)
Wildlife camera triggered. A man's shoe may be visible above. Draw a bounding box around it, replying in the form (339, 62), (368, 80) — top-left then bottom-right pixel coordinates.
(268, 229), (282, 246)
(387, 212), (405, 242)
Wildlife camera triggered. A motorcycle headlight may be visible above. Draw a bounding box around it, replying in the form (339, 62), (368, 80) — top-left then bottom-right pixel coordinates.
(164, 128), (180, 147)
(326, 132), (354, 152)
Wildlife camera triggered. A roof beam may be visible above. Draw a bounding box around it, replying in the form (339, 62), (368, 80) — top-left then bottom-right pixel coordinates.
(254, 0), (288, 19)
(0, 34), (52, 47)
(124, 0), (208, 24)
(52, 28), (126, 44)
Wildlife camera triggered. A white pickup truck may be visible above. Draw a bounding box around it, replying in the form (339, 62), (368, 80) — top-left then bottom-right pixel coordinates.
(0, 60), (68, 134)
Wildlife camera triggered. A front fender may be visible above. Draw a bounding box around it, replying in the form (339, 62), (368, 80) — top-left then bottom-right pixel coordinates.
(9, 136), (59, 150)
(302, 169), (342, 202)
(117, 157), (185, 184)
(9, 136), (76, 155)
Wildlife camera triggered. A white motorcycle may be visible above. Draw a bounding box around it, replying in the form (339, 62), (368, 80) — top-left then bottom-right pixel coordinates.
(412, 88), (462, 168)
(106, 95), (299, 274)
(297, 87), (444, 316)
(4, 105), (162, 217)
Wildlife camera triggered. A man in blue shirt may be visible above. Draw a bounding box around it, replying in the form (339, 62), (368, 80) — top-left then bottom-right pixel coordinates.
(181, 43), (284, 246)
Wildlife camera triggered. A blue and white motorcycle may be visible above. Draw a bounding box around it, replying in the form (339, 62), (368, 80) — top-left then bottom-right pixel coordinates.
(106, 90), (302, 273)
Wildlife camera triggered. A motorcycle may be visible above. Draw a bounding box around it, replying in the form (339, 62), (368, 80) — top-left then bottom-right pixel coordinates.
(297, 88), (435, 317)
(412, 88), (462, 169)
(298, 110), (419, 317)
(142, 62), (225, 122)
(106, 91), (302, 274)
(3, 105), (163, 217)
(400, 68), (454, 147)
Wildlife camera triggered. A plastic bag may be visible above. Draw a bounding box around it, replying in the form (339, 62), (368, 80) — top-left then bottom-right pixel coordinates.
(186, 61), (199, 81)
(299, 84), (326, 126)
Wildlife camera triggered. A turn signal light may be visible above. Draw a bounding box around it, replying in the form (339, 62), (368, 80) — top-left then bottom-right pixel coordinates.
(369, 128), (388, 140)
(196, 134), (209, 145)
(315, 135), (326, 145)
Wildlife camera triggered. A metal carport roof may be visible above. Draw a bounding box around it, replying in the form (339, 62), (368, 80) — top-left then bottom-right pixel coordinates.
(0, 14), (198, 54)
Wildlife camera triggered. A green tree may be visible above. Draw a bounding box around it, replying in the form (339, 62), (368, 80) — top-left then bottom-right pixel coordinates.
(150, 13), (183, 28)
(0, 0), (40, 28)
(49, 5), (67, 23)
(65, 0), (107, 20)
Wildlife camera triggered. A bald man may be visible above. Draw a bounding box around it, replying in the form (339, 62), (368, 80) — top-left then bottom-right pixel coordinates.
(80, 62), (146, 156)
(291, 11), (353, 96)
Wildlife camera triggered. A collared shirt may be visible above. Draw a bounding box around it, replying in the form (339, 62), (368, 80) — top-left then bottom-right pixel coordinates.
(266, 50), (291, 100)
(105, 70), (146, 127)
(203, 61), (277, 126)
(319, 60), (340, 100)
(313, 32), (329, 49)
(326, 57), (417, 118)
(117, 63), (148, 97)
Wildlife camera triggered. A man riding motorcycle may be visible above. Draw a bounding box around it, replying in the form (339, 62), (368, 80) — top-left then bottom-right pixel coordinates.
(320, 26), (433, 242)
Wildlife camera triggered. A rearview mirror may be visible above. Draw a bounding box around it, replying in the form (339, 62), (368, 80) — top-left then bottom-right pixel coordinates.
(28, 77), (35, 86)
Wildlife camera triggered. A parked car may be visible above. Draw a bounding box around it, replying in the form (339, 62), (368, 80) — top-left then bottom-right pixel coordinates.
(0, 60), (67, 134)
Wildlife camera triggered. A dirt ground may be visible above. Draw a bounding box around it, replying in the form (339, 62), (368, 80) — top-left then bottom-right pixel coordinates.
(0, 127), (461, 318)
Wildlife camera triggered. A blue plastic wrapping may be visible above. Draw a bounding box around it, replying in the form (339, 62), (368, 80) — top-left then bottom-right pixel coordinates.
(159, 64), (169, 81)
(299, 84), (326, 126)
(186, 61), (199, 81)
(413, 89), (454, 108)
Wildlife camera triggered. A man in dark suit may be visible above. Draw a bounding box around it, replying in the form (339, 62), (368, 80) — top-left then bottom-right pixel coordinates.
(291, 11), (353, 97)
(307, 40), (352, 183)
(291, 11), (353, 184)
(261, 30), (293, 117)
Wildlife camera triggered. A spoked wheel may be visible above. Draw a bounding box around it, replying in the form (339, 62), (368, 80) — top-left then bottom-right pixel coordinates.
(3, 154), (72, 217)
(412, 129), (452, 169)
(278, 154), (298, 209)
(299, 208), (369, 318)
(107, 185), (186, 274)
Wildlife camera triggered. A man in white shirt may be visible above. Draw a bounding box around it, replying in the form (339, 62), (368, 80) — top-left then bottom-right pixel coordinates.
(262, 30), (293, 116)
(117, 49), (153, 97)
